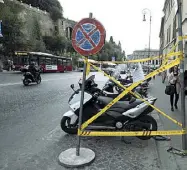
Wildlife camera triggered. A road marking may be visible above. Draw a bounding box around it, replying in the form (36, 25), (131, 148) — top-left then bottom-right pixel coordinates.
(0, 76), (78, 87)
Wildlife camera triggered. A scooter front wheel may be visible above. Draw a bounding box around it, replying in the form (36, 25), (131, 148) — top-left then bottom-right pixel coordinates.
(61, 116), (78, 134)
(23, 78), (29, 86)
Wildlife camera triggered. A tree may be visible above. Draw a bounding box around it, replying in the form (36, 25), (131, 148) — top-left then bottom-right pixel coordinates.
(22, 0), (63, 21)
(43, 36), (66, 54)
(0, 3), (26, 55)
(109, 36), (114, 44)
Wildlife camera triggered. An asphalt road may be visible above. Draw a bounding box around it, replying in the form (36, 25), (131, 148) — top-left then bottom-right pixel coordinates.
(0, 72), (160, 170)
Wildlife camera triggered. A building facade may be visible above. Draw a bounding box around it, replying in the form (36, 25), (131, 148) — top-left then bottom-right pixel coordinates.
(159, 0), (187, 63)
(132, 49), (160, 67)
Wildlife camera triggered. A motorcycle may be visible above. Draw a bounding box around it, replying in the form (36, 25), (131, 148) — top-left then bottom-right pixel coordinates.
(22, 68), (41, 86)
(102, 71), (148, 98)
(61, 75), (158, 140)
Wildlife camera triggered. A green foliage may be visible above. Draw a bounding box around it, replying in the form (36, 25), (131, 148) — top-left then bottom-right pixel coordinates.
(22, 0), (63, 21)
(0, 3), (26, 55)
(43, 36), (67, 55)
(65, 40), (75, 53)
(96, 38), (125, 61)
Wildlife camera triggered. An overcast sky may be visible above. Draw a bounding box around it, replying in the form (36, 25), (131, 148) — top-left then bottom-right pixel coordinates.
(59, 0), (164, 55)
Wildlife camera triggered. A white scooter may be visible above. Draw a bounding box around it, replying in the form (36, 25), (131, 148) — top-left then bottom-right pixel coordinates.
(61, 75), (158, 140)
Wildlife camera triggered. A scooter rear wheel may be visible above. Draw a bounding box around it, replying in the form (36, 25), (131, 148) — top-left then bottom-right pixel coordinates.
(61, 116), (78, 134)
(136, 115), (157, 140)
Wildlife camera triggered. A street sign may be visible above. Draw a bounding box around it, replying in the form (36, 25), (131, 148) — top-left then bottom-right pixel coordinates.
(72, 18), (106, 56)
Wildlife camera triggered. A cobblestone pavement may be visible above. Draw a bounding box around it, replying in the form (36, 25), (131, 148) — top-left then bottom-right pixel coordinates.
(0, 72), (161, 170)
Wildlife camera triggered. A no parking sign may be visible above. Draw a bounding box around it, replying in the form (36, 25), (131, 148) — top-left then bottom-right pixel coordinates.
(72, 18), (106, 56)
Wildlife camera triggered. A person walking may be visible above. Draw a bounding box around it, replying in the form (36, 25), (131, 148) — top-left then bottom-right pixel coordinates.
(168, 66), (181, 111)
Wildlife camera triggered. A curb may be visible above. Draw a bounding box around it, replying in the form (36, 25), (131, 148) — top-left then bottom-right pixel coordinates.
(153, 112), (180, 170)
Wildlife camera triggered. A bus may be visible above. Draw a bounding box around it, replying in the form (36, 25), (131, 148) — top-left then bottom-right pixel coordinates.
(13, 51), (73, 73)
(77, 58), (99, 72)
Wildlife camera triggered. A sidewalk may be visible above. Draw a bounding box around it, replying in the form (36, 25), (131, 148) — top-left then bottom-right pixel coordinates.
(0, 70), (21, 74)
(150, 75), (187, 170)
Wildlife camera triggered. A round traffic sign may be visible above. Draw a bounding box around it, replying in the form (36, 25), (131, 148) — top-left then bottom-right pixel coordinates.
(72, 18), (106, 56)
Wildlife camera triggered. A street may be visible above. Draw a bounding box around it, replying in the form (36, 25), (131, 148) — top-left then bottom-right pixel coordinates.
(0, 72), (162, 170)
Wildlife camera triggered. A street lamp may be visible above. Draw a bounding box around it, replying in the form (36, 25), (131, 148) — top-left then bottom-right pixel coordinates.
(142, 8), (152, 72)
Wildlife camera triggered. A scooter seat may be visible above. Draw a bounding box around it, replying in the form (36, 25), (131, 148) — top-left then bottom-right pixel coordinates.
(97, 96), (144, 111)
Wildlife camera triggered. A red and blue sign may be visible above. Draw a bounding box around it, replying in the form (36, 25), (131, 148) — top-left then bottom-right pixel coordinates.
(72, 18), (106, 56)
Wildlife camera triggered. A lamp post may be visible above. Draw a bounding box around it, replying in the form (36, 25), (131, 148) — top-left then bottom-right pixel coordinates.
(142, 8), (152, 72)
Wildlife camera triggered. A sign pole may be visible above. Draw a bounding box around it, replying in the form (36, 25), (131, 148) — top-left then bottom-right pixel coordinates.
(76, 57), (87, 156)
(76, 12), (93, 156)
(59, 12), (105, 168)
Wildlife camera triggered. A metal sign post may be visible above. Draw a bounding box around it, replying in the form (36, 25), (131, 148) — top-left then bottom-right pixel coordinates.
(58, 13), (106, 168)
(76, 55), (87, 156)
(177, 0), (187, 151)
(168, 0), (187, 155)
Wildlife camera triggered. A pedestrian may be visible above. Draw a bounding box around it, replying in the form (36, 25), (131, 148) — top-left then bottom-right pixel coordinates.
(153, 66), (156, 80)
(168, 66), (181, 111)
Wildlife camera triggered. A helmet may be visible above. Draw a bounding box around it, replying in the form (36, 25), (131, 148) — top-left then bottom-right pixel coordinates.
(30, 61), (35, 66)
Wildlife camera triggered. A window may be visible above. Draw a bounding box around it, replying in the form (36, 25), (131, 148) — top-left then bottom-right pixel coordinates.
(13, 57), (18, 65)
(46, 58), (51, 65)
(67, 60), (72, 66)
(62, 21), (64, 25)
(30, 56), (38, 65)
(166, 25), (171, 44)
(63, 60), (67, 66)
(169, 25), (171, 42)
(39, 57), (45, 65)
(58, 59), (62, 65)
(156, 60), (158, 65)
(22, 56), (29, 65)
(173, 17), (176, 39)
(52, 58), (57, 65)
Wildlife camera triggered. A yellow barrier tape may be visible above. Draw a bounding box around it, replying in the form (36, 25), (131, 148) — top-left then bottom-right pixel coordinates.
(81, 52), (182, 130)
(96, 51), (181, 64)
(178, 35), (187, 41)
(89, 58), (182, 128)
(86, 63), (91, 76)
(78, 129), (186, 137)
(83, 58), (91, 76)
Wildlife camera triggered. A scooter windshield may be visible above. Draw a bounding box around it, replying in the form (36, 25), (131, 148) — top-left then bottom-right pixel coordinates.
(79, 75), (95, 85)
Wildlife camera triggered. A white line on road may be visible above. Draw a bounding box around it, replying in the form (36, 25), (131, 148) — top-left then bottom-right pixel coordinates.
(0, 76), (78, 87)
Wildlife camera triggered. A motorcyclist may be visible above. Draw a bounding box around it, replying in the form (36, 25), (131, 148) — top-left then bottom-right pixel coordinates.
(28, 61), (39, 81)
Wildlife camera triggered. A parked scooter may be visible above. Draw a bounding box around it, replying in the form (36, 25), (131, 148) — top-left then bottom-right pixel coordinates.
(103, 72), (148, 98)
(61, 75), (158, 140)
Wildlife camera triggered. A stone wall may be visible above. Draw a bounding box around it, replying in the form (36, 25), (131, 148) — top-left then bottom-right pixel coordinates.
(5, 0), (76, 40)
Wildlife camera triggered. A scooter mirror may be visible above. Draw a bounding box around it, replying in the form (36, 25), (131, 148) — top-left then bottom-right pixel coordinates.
(70, 84), (74, 89)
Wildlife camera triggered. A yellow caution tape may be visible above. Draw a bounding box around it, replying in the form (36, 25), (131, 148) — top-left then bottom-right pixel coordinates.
(86, 63), (91, 76)
(178, 35), (187, 41)
(95, 51), (181, 64)
(89, 58), (182, 128)
(78, 129), (186, 137)
(81, 52), (182, 130)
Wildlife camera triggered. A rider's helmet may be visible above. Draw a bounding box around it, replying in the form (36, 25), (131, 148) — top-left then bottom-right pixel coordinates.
(30, 61), (36, 66)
